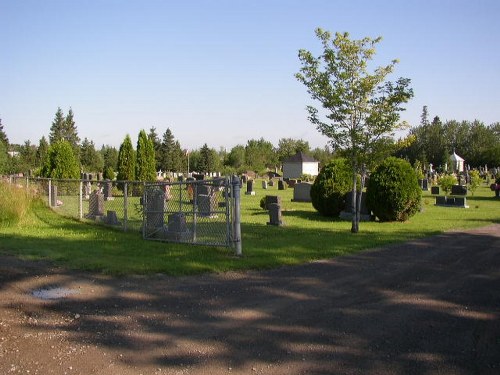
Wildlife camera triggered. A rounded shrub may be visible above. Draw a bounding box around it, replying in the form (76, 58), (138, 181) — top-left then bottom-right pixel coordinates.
(310, 158), (353, 217)
(366, 157), (421, 222)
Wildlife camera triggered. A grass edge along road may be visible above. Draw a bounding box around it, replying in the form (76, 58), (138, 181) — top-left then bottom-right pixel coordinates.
(0, 181), (498, 276)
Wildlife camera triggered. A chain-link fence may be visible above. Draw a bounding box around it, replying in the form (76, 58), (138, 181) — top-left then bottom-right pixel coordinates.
(9, 175), (242, 252)
(142, 177), (237, 247)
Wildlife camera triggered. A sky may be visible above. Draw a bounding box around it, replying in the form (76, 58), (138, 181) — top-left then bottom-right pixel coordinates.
(1, 0), (499, 151)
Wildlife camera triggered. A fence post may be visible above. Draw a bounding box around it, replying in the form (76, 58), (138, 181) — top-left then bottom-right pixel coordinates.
(48, 179), (52, 207)
(79, 180), (83, 219)
(232, 175), (242, 256)
(123, 182), (128, 232)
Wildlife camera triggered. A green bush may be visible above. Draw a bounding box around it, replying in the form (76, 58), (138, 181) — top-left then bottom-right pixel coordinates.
(310, 158), (353, 217)
(366, 157), (421, 222)
(438, 174), (457, 195)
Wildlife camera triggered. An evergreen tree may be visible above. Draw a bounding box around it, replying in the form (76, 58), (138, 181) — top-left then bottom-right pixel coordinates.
(49, 107), (66, 144)
(420, 105), (429, 126)
(49, 107), (80, 158)
(136, 129), (156, 181)
(148, 127), (162, 170)
(160, 128), (181, 172)
(100, 145), (119, 173)
(80, 138), (104, 172)
(65, 108), (80, 157)
(41, 140), (80, 179)
(35, 136), (49, 168)
(199, 143), (220, 174)
(117, 135), (136, 182)
(173, 140), (184, 172)
(0, 118), (9, 147)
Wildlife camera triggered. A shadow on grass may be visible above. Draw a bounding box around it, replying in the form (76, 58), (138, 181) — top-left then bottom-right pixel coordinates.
(1, 226), (499, 374)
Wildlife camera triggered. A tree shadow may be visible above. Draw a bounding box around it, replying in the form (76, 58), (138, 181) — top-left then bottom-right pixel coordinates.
(1, 226), (499, 374)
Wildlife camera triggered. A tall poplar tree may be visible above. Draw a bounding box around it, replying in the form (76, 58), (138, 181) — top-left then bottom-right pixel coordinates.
(136, 130), (156, 181)
(296, 28), (413, 233)
(117, 134), (136, 182)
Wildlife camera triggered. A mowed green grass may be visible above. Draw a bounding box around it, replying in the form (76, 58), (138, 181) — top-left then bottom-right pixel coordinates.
(0, 180), (498, 276)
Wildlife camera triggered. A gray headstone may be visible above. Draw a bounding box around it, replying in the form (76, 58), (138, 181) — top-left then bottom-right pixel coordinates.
(87, 190), (104, 219)
(103, 180), (113, 201)
(278, 180), (286, 190)
(198, 194), (217, 217)
(268, 180), (275, 187)
(262, 180), (268, 189)
(245, 180), (255, 195)
(264, 195), (281, 210)
(145, 189), (165, 231)
(267, 203), (283, 226)
(106, 210), (120, 225)
(431, 186), (440, 195)
(168, 212), (187, 233)
(292, 183), (312, 202)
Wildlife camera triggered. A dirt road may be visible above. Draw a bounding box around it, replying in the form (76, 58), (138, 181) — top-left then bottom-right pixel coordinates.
(1, 224), (499, 374)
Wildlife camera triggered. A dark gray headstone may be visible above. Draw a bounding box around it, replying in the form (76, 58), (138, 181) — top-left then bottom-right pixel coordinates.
(451, 184), (467, 196)
(344, 191), (370, 215)
(267, 203), (283, 226)
(168, 212), (187, 233)
(245, 180), (255, 195)
(435, 196), (447, 205)
(198, 194), (217, 217)
(106, 210), (120, 225)
(278, 180), (286, 190)
(103, 180), (113, 201)
(264, 195), (281, 210)
(421, 179), (428, 191)
(431, 186), (440, 195)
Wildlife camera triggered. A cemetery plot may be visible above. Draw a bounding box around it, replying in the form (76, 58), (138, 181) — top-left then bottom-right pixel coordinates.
(142, 178), (234, 247)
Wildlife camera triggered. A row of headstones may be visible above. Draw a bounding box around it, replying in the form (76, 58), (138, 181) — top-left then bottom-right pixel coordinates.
(431, 184), (469, 208)
(245, 180), (313, 202)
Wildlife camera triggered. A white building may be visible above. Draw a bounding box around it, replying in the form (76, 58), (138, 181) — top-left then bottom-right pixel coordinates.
(282, 152), (319, 179)
(450, 151), (465, 173)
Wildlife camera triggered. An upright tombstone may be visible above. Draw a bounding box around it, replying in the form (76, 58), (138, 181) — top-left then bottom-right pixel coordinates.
(262, 180), (268, 190)
(245, 180), (255, 195)
(340, 191), (372, 221)
(198, 194), (216, 217)
(87, 189), (104, 219)
(421, 179), (429, 191)
(103, 180), (114, 201)
(431, 186), (440, 195)
(268, 180), (275, 187)
(166, 212), (190, 241)
(278, 180), (286, 190)
(267, 203), (283, 226)
(451, 184), (467, 196)
(292, 182), (312, 202)
(264, 195), (281, 210)
(145, 188), (165, 233)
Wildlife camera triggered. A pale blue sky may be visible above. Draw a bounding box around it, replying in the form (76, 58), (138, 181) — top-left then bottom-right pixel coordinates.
(1, 0), (499, 150)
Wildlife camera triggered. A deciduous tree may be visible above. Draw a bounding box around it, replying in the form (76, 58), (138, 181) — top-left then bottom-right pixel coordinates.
(296, 28), (413, 232)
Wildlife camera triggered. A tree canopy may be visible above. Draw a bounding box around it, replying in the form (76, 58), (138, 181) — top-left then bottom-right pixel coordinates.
(296, 28), (413, 232)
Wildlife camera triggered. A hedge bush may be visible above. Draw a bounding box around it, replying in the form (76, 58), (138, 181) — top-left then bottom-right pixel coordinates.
(310, 158), (353, 217)
(366, 157), (421, 222)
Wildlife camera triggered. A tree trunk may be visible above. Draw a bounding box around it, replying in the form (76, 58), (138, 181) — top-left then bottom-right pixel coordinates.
(351, 171), (358, 233)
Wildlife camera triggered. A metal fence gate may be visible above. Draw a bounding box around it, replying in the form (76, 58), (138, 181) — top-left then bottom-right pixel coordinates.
(142, 176), (241, 252)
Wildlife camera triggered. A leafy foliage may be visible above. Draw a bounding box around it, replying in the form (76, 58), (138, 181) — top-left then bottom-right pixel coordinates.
(41, 140), (80, 179)
(438, 174), (457, 196)
(136, 130), (156, 182)
(310, 158), (352, 217)
(296, 28), (413, 232)
(366, 157), (421, 222)
(117, 135), (136, 182)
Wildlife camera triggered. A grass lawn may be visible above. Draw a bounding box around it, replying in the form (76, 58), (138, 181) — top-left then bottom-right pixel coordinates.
(0, 181), (498, 276)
